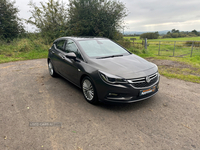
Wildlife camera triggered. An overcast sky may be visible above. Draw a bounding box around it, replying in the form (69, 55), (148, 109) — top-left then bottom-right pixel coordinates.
(15, 0), (200, 32)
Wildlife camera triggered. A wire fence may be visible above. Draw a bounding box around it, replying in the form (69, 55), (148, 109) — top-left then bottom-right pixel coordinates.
(131, 39), (200, 57)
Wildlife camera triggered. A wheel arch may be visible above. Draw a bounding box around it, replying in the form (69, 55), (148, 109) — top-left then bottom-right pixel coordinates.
(80, 74), (99, 104)
(47, 58), (50, 63)
(80, 74), (89, 89)
(80, 74), (98, 96)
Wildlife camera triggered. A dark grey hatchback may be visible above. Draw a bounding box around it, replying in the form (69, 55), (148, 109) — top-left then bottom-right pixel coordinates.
(48, 37), (160, 104)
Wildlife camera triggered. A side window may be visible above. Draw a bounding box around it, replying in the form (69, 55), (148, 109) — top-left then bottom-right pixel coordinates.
(65, 39), (77, 53)
(65, 39), (83, 60)
(55, 40), (66, 51)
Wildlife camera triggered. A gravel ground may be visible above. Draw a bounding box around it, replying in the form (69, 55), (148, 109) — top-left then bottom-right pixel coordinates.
(0, 59), (200, 150)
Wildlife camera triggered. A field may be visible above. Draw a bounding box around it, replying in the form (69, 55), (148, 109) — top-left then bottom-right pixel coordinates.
(124, 36), (200, 83)
(124, 36), (200, 42)
(124, 36), (200, 62)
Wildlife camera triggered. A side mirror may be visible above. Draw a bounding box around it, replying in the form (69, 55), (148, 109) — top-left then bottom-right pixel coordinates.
(65, 52), (76, 60)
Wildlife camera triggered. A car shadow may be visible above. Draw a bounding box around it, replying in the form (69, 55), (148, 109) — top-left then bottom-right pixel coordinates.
(97, 97), (157, 112)
(47, 73), (158, 113)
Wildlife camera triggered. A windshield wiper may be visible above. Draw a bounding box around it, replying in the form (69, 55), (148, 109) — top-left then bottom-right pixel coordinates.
(96, 54), (123, 59)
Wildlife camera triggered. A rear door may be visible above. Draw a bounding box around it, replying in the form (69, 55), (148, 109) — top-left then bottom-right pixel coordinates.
(50, 39), (67, 74)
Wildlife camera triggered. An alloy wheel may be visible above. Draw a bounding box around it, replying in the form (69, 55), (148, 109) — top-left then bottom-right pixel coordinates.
(82, 79), (94, 101)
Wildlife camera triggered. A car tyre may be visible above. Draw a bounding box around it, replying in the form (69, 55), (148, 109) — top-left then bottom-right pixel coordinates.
(82, 76), (99, 104)
(48, 60), (57, 77)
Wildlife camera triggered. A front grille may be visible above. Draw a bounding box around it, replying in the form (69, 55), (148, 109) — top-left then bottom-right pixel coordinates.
(128, 72), (159, 88)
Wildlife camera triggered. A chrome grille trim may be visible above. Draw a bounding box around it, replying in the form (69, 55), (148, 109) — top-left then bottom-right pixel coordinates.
(127, 78), (145, 83)
(128, 72), (159, 89)
(132, 81), (146, 84)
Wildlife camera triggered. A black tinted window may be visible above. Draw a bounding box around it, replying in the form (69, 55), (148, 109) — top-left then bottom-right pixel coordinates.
(65, 39), (77, 53)
(65, 39), (83, 60)
(55, 40), (65, 51)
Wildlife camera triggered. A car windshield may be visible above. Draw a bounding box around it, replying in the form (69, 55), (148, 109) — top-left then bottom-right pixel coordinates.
(77, 39), (130, 58)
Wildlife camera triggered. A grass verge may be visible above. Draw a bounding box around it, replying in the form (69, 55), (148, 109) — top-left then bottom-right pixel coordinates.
(123, 36), (200, 83)
(158, 65), (200, 83)
(0, 38), (50, 63)
(131, 49), (200, 83)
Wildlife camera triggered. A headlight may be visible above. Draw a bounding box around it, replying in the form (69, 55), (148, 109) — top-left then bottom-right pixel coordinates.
(99, 71), (127, 84)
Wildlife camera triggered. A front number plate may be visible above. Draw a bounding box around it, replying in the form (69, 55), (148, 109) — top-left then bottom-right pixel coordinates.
(140, 86), (157, 96)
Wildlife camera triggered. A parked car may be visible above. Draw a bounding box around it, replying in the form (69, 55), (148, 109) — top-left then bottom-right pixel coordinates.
(47, 37), (160, 104)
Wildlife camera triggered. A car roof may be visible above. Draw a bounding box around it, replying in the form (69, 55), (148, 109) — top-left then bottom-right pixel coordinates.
(54, 36), (108, 42)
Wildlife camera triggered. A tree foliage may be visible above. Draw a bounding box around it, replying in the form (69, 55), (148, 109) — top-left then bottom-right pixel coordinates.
(67, 0), (127, 40)
(27, 0), (68, 42)
(163, 29), (200, 38)
(27, 0), (127, 41)
(140, 32), (159, 39)
(171, 29), (179, 33)
(191, 29), (198, 35)
(0, 0), (24, 41)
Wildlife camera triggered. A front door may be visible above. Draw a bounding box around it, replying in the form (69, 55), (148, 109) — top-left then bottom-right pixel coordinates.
(59, 39), (80, 85)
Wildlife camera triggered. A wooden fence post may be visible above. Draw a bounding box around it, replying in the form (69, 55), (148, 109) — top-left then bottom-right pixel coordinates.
(190, 41), (194, 57)
(158, 41), (160, 56)
(173, 41), (176, 56)
(130, 38), (136, 46)
(145, 38), (147, 50)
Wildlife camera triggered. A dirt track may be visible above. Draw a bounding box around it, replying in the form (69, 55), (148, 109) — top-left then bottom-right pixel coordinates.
(0, 59), (200, 150)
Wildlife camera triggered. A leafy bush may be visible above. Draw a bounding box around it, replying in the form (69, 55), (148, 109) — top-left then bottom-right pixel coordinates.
(163, 33), (187, 38)
(128, 47), (147, 54)
(188, 33), (197, 37)
(162, 29), (200, 38)
(185, 41), (200, 47)
(116, 39), (131, 49)
(162, 34), (172, 38)
(140, 32), (159, 39)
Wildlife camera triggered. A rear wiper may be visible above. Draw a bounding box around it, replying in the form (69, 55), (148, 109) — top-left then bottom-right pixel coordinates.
(97, 55), (123, 59)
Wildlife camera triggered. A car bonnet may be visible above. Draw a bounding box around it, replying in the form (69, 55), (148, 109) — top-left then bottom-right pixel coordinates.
(89, 54), (157, 79)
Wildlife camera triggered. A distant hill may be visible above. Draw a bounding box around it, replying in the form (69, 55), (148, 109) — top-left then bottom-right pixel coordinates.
(124, 30), (170, 35)
(123, 30), (199, 35)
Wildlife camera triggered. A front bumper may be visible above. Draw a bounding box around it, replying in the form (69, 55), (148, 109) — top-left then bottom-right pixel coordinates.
(100, 86), (159, 103)
(95, 74), (160, 104)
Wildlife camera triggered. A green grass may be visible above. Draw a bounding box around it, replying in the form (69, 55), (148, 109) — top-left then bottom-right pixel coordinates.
(123, 36), (200, 64)
(159, 67), (200, 83)
(132, 45), (200, 83)
(148, 36), (200, 41)
(124, 36), (142, 42)
(0, 38), (50, 63)
(123, 36), (200, 83)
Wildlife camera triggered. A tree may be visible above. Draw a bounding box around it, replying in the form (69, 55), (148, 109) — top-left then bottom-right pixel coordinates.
(167, 31), (170, 34)
(171, 29), (179, 33)
(67, 0), (127, 40)
(0, 0), (24, 41)
(27, 0), (68, 42)
(191, 29), (198, 35)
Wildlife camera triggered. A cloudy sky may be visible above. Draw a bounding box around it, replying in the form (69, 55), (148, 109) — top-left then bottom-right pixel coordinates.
(15, 0), (200, 32)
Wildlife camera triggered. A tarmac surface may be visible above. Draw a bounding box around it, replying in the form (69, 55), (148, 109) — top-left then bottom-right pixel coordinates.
(0, 59), (200, 150)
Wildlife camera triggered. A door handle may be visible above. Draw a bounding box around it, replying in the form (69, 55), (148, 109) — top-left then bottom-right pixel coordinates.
(61, 56), (65, 59)
(59, 53), (65, 59)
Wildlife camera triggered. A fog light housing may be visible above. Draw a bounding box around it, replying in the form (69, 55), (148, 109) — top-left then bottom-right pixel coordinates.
(108, 93), (119, 96)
